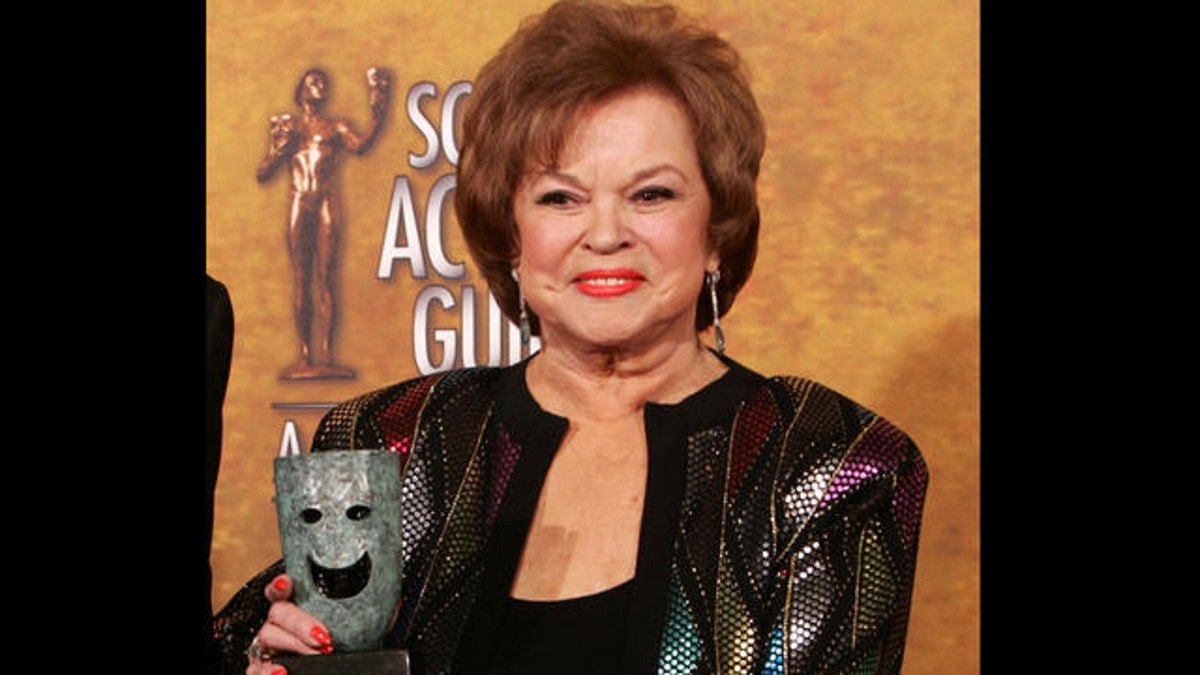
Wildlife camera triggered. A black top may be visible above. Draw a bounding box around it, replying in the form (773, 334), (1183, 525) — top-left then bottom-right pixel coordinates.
(487, 578), (635, 674)
(454, 354), (765, 674)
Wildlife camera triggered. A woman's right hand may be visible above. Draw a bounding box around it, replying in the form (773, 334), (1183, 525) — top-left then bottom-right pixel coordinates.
(245, 574), (335, 675)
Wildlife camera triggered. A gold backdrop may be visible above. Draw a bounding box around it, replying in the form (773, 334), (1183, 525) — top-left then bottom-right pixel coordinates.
(206, 0), (979, 672)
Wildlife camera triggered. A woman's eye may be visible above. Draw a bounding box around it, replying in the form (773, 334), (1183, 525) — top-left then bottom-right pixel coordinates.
(535, 191), (574, 206)
(633, 187), (676, 203)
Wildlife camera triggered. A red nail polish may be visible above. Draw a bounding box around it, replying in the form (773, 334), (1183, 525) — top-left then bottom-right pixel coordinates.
(273, 578), (288, 591)
(271, 668), (287, 675)
(320, 644), (335, 655)
(310, 626), (332, 646)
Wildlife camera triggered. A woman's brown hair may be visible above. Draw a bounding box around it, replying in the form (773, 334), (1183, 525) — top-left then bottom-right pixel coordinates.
(455, 0), (765, 334)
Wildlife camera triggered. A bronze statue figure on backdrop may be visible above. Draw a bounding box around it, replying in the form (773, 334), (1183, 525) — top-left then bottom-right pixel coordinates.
(257, 66), (391, 380)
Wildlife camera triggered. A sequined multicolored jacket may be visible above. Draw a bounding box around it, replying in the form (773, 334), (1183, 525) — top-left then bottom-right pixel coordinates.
(211, 356), (928, 674)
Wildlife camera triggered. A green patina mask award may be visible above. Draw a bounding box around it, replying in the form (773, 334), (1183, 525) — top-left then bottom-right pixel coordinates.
(274, 449), (409, 674)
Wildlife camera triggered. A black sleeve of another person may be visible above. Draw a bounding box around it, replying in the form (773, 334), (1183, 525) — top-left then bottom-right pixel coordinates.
(205, 275), (234, 664)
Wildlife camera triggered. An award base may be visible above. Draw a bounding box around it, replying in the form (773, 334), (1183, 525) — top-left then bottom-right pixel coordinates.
(274, 649), (410, 675)
(279, 362), (357, 381)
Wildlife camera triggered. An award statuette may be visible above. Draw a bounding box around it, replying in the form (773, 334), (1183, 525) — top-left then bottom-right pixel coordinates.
(256, 66), (391, 382)
(273, 448), (409, 675)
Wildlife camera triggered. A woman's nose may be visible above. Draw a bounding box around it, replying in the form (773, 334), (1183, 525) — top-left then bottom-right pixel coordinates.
(583, 200), (631, 252)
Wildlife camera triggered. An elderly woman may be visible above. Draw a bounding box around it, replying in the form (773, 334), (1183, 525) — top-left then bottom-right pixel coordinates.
(211, 1), (928, 674)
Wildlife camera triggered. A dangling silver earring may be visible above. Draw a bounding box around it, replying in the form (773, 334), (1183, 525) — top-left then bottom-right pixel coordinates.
(707, 269), (725, 355)
(512, 268), (531, 346)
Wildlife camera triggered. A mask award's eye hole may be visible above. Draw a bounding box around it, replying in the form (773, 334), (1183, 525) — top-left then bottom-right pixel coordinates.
(347, 505), (371, 521)
(301, 508), (322, 524)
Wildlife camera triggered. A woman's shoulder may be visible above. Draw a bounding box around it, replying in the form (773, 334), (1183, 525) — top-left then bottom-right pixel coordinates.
(748, 375), (928, 517)
(721, 359), (874, 424)
(752, 373), (922, 461)
(338, 365), (506, 407)
(312, 366), (508, 450)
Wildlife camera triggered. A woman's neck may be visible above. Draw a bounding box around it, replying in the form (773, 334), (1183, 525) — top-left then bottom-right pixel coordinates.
(524, 338), (726, 421)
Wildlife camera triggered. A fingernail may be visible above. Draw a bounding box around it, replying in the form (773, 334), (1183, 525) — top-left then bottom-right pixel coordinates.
(320, 643), (335, 655)
(271, 669), (287, 675)
(273, 578), (288, 592)
(310, 626), (332, 646)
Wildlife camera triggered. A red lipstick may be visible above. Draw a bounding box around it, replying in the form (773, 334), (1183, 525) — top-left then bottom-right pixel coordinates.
(574, 268), (645, 297)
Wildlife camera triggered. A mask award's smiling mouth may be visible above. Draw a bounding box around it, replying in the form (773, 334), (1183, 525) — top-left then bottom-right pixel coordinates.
(309, 552), (372, 599)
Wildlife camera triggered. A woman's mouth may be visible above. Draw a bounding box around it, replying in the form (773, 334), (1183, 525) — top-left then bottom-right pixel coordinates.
(574, 269), (644, 297)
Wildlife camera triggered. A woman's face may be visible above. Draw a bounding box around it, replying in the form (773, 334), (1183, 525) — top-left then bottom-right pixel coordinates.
(512, 87), (717, 354)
